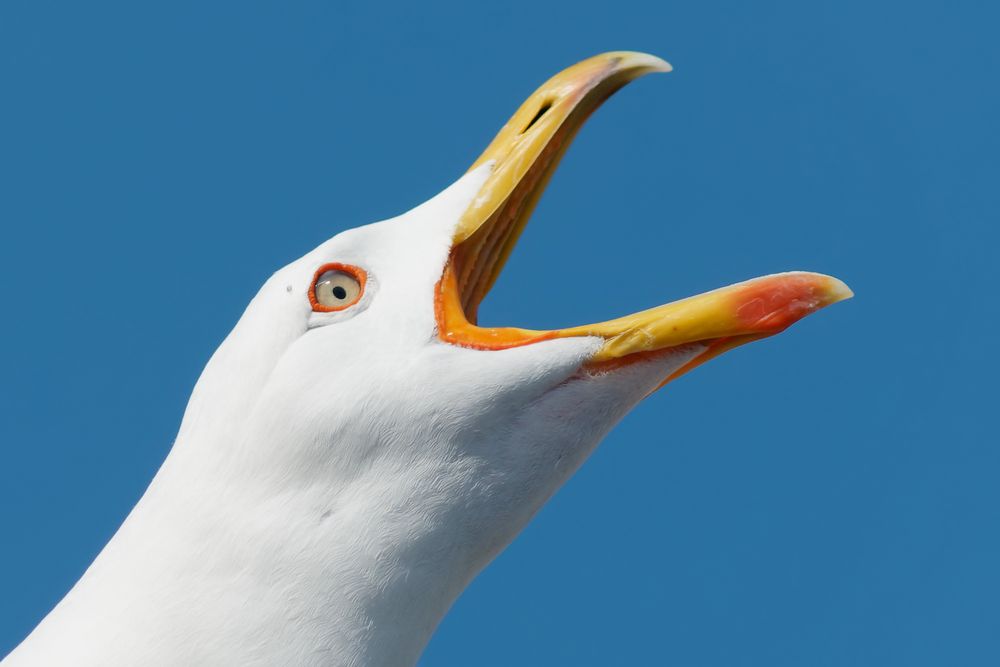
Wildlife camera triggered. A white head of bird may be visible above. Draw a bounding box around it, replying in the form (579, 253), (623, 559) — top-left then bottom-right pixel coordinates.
(4, 52), (851, 667)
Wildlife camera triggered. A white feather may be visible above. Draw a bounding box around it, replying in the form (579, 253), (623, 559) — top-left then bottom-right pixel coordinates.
(3, 167), (702, 667)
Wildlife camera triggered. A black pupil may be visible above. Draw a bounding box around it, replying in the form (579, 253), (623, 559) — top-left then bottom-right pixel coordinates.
(331, 285), (348, 300)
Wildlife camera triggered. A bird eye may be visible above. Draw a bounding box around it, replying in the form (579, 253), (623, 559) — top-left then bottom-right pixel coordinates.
(309, 263), (366, 312)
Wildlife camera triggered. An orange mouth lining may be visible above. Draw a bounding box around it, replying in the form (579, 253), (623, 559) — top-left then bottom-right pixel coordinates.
(434, 259), (555, 351)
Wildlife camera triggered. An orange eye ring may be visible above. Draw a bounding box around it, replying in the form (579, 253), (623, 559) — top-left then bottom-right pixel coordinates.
(308, 263), (367, 312)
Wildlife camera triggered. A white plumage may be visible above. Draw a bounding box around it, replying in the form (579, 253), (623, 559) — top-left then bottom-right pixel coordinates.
(3, 53), (849, 667)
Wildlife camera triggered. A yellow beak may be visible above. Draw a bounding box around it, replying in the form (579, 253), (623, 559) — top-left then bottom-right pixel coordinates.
(435, 52), (851, 386)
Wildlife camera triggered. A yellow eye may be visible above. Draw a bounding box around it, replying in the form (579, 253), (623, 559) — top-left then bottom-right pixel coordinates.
(310, 263), (366, 312)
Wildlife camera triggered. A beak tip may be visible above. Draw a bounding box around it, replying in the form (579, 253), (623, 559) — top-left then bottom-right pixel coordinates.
(607, 51), (673, 74)
(823, 275), (854, 305)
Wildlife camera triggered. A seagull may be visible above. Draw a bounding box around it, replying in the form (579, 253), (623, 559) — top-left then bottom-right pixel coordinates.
(3, 52), (851, 667)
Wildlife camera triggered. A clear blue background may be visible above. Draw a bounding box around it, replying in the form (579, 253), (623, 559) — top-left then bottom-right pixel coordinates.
(1, 1), (997, 664)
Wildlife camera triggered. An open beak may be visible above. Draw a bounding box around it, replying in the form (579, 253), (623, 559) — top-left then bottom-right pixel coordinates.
(435, 52), (852, 387)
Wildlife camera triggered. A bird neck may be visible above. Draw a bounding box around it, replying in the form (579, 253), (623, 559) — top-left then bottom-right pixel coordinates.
(6, 428), (481, 667)
(7, 308), (526, 667)
(6, 326), (490, 667)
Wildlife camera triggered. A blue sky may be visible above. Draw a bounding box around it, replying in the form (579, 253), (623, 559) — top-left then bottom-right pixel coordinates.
(1, 1), (997, 665)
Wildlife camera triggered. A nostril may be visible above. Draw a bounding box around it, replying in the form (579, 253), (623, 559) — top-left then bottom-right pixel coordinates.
(521, 101), (552, 134)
